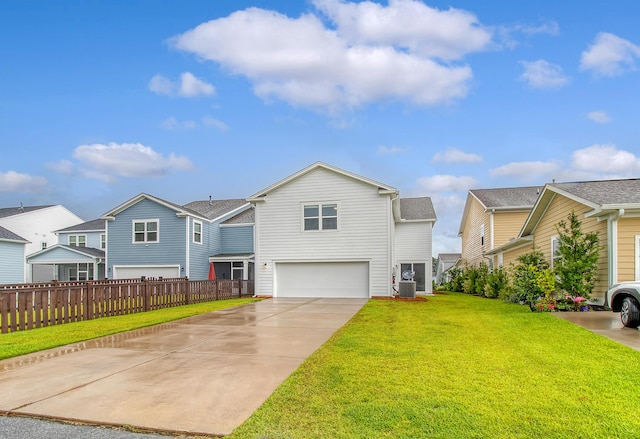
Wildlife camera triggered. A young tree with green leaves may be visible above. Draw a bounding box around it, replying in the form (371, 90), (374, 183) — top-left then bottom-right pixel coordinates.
(554, 211), (600, 300)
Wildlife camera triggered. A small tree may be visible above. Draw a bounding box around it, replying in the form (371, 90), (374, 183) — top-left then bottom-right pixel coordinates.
(511, 249), (552, 310)
(554, 211), (600, 300)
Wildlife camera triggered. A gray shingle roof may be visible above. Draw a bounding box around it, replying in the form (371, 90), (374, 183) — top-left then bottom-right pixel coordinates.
(399, 197), (437, 221)
(222, 208), (255, 225)
(550, 179), (640, 205)
(56, 219), (105, 233)
(0, 226), (27, 242)
(470, 187), (541, 209)
(59, 245), (105, 258)
(183, 199), (249, 220)
(0, 205), (53, 219)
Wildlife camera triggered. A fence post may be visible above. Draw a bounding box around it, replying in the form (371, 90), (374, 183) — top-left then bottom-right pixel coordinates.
(142, 276), (150, 312)
(184, 277), (190, 305)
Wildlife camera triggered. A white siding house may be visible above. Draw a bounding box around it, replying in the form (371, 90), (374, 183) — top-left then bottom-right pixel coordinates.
(0, 205), (84, 282)
(248, 162), (436, 298)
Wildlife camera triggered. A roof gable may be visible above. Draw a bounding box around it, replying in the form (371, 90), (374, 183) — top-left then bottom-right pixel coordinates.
(27, 244), (105, 261)
(399, 197), (437, 222)
(459, 186), (541, 235)
(247, 162), (397, 201)
(520, 178), (640, 236)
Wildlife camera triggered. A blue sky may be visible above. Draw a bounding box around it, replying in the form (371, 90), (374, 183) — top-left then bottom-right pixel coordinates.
(2, 0), (640, 256)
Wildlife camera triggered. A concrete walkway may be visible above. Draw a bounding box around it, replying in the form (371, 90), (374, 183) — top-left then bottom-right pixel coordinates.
(554, 310), (640, 352)
(0, 298), (367, 437)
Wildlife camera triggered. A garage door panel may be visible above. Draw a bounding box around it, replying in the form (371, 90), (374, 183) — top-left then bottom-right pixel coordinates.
(276, 262), (369, 298)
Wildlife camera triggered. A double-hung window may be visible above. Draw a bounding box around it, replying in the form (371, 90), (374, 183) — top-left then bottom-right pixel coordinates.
(133, 220), (159, 243)
(193, 220), (202, 244)
(303, 203), (338, 231)
(69, 235), (86, 247)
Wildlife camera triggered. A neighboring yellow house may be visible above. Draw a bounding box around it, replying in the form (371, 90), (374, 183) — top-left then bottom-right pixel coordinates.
(458, 186), (542, 268)
(487, 179), (640, 304)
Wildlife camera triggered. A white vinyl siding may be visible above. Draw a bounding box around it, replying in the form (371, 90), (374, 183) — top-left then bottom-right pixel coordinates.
(395, 221), (433, 294)
(254, 167), (392, 297)
(0, 205), (83, 282)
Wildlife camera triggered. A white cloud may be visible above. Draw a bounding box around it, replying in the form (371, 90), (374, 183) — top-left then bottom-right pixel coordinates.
(0, 171), (48, 193)
(586, 111), (611, 124)
(162, 117), (179, 130)
(432, 147), (482, 164)
(512, 20), (559, 36)
(46, 159), (74, 175)
(490, 160), (563, 183)
(519, 60), (570, 89)
(416, 174), (479, 193)
(572, 144), (640, 175)
(313, 0), (492, 61)
(377, 146), (407, 155)
(580, 32), (640, 77)
(148, 72), (215, 97)
(70, 142), (194, 182)
(169, 2), (485, 112)
(202, 116), (229, 131)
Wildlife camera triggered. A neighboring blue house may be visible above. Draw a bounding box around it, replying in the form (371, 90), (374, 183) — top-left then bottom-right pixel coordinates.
(26, 219), (106, 281)
(0, 226), (29, 284)
(101, 194), (254, 280)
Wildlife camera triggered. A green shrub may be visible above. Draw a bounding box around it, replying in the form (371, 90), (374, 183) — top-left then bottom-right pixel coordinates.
(448, 267), (465, 292)
(510, 250), (551, 310)
(484, 266), (508, 298)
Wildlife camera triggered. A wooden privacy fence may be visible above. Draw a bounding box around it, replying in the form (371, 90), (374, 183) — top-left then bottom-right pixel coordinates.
(0, 277), (255, 334)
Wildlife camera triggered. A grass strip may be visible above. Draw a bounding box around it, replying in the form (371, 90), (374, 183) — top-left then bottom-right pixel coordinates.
(230, 293), (640, 439)
(0, 298), (258, 360)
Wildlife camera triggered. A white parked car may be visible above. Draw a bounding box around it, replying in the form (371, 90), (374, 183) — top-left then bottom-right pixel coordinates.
(605, 282), (640, 328)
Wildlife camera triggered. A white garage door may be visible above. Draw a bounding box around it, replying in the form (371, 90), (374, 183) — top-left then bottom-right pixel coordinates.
(275, 262), (369, 298)
(113, 265), (180, 280)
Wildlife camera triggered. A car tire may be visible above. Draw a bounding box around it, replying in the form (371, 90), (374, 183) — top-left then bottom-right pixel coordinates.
(620, 297), (640, 328)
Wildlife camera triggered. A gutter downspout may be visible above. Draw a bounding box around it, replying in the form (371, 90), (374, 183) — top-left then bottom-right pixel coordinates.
(390, 193), (399, 296)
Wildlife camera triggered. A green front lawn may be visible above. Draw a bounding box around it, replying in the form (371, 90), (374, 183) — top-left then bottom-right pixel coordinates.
(0, 298), (258, 360)
(230, 293), (640, 439)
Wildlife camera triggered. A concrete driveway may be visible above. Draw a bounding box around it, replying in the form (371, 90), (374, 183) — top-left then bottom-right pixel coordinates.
(0, 298), (367, 437)
(554, 310), (640, 352)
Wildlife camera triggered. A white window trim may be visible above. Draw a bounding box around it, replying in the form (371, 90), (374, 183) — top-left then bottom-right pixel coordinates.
(193, 220), (203, 244)
(132, 219), (160, 244)
(68, 234), (87, 247)
(480, 224), (485, 247)
(301, 202), (339, 232)
(100, 234), (106, 249)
